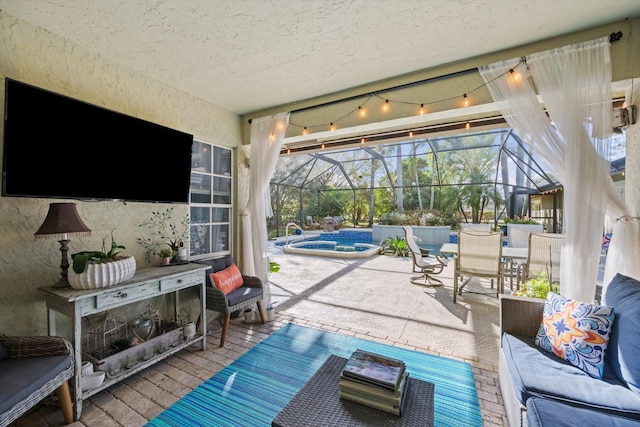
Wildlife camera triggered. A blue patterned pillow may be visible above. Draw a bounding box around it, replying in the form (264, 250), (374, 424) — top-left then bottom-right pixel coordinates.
(535, 292), (615, 379)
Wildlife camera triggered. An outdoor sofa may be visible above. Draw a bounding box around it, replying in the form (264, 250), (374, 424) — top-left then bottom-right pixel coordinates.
(499, 273), (640, 426)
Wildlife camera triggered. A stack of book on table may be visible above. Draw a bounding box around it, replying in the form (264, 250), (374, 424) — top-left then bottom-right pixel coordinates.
(339, 349), (409, 416)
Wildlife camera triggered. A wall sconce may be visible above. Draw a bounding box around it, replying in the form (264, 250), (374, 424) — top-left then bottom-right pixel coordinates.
(241, 145), (251, 168)
(35, 203), (91, 287)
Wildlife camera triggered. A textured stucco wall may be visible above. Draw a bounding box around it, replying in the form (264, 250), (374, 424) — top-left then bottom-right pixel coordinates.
(0, 11), (243, 335)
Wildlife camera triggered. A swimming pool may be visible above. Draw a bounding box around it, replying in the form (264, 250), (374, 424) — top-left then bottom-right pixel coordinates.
(281, 230), (380, 259)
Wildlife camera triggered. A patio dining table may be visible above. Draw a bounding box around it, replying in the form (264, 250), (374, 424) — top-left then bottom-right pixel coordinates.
(439, 243), (528, 260)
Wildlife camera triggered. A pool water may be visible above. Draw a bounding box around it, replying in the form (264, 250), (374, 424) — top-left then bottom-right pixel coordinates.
(279, 230), (447, 256)
(280, 230), (379, 258)
(303, 231), (373, 247)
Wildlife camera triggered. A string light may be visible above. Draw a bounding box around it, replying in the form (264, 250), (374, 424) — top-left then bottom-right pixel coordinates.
(287, 59), (527, 137)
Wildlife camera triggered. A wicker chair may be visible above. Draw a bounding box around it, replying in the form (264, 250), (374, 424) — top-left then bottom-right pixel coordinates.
(402, 226), (448, 286)
(0, 335), (74, 426)
(195, 256), (265, 347)
(453, 230), (504, 303)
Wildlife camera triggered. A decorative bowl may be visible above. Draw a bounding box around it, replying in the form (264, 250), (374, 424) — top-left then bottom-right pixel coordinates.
(68, 256), (136, 290)
(82, 371), (105, 390)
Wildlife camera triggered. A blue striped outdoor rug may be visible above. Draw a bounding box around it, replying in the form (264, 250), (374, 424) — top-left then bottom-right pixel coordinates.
(146, 323), (482, 427)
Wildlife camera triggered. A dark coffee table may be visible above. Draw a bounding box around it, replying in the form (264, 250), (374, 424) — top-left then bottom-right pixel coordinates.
(272, 355), (435, 427)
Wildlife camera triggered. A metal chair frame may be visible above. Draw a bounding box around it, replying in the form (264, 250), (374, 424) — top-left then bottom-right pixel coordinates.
(402, 226), (448, 287)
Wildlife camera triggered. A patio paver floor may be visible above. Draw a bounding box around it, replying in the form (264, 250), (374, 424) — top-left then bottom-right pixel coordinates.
(12, 247), (509, 426)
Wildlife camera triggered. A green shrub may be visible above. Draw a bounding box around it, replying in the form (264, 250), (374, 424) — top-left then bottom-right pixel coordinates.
(504, 216), (539, 224)
(513, 271), (559, 299)
(379, 236), (409, 256)
(378, 212), (412, 225)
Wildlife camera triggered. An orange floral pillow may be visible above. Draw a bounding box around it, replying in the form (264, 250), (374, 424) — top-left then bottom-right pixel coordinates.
(210, 263), (243, 295)
(535, 292), (614, 379)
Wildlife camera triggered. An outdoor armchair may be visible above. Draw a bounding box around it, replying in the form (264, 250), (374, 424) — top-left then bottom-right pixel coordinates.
(195, 255), (265, 347)
(0, 335), (74, 426)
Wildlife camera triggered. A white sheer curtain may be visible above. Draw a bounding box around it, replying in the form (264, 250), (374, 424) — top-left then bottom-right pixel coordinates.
(240, 112), (289, 307)
(480, 37), (640, 301)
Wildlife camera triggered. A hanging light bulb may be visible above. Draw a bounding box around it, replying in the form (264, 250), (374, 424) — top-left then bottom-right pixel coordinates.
(287, 148), (291, 154)
(465, 121), (471, 129)
(409, 130), (414, 138)
(509, 68), (522, 83)
(382, 99), (390, 112)
(330, 122), (335, 131)
(321, 143), (325, 149)
(361, 138), (365, 144)
(302, 126), (308, 135)
(419, 103), (425, 115)
(358, 106), (367, 118)
(463, 94), (469, 107)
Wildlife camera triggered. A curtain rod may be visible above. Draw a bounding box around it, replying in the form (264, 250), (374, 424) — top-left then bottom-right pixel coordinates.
(248, 31), (623, 124)
(248, 67), (478, 124)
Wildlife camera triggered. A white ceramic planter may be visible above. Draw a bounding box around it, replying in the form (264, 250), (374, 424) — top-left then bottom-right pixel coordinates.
(68, 256), (137, 290)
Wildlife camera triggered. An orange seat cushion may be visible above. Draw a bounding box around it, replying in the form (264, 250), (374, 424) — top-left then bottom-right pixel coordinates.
(210, 263), (244, 295)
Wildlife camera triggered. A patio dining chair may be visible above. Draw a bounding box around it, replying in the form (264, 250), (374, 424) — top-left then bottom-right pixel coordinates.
(505, 224), (544, 289)
(402, 226), (448, 287)
(454, 230), (504, 303)
(522, 233), (565, 283)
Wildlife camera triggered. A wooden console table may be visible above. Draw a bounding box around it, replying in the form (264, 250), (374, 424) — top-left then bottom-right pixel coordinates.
(38, 263), (209, 420)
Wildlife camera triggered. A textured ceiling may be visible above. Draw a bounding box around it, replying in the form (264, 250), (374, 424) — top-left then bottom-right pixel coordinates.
(1, 0), (640, 115)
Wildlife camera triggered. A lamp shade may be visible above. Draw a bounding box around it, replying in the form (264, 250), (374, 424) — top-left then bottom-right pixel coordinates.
(34, 203), (92, 239)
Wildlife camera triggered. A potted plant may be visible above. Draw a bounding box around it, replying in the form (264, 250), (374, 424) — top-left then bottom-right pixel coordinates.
(159, 248), (174, 266)
(137, 208), (189, 263)
(68, 231), (136, 290)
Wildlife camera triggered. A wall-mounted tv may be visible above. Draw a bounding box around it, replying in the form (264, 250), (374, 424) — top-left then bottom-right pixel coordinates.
(2, 78), (194, 203)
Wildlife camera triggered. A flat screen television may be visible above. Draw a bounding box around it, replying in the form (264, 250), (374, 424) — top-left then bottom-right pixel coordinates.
(2, 78), (194, 203)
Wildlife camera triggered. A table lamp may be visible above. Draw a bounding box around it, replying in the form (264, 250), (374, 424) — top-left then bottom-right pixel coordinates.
(35, 203), (92, 288)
